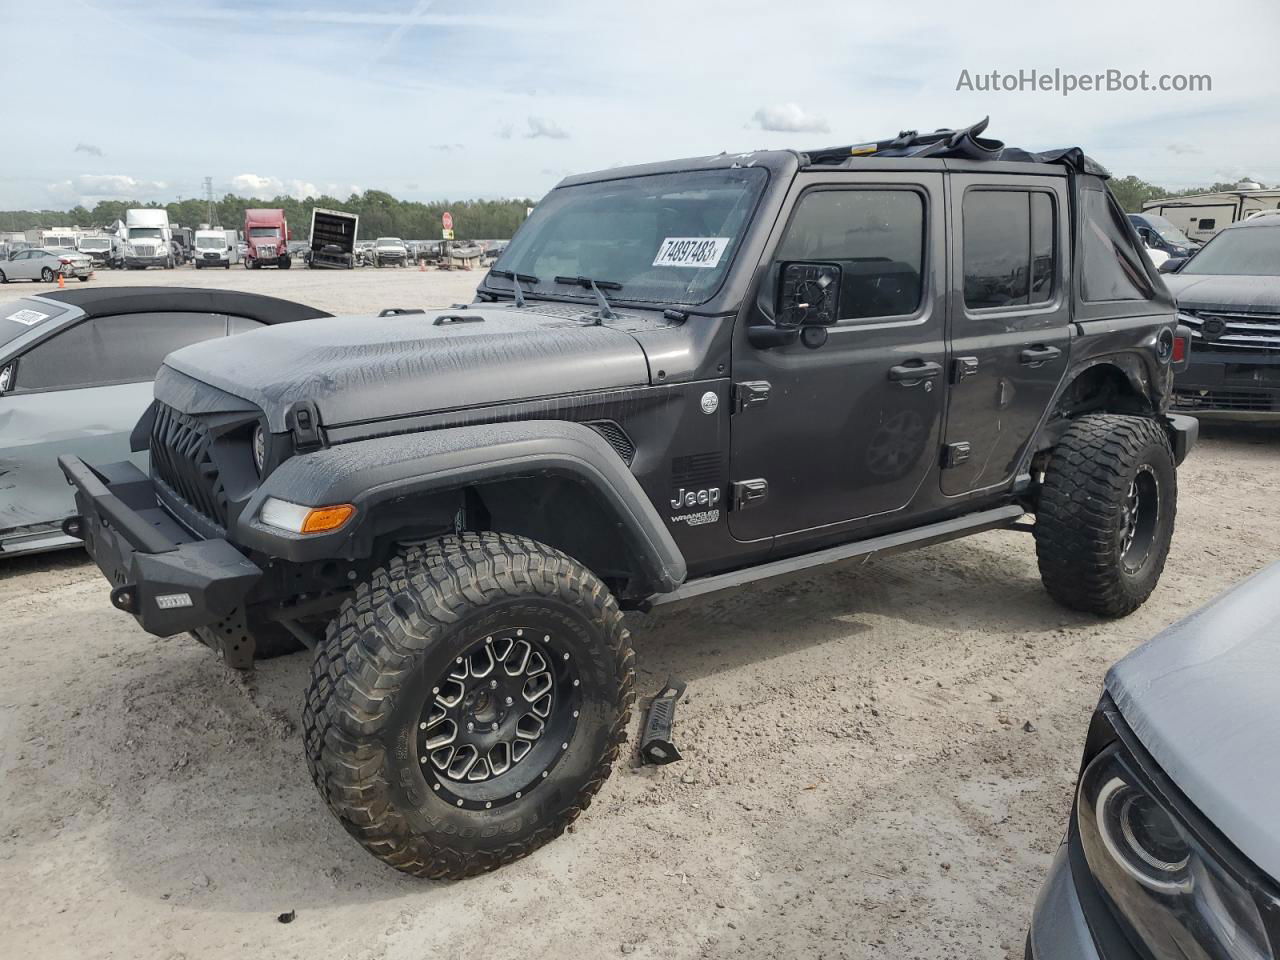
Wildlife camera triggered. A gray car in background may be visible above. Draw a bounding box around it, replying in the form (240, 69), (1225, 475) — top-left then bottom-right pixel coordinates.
(1027, 561), (1280, 958)
(0, 288), (328, 555)
(1, 247), (94, 283)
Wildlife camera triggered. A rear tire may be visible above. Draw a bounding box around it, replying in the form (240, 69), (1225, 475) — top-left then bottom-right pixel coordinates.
(1034, 414), (1176, 617)
(40, 267), (54, 282)
(303, 532), (634, 879)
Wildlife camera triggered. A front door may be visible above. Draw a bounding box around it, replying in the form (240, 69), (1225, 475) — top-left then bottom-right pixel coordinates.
(941, 176), (1071, 497)
(729, 172), (947, 542)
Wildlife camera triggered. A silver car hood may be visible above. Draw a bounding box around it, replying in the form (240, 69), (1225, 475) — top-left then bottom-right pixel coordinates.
(1105, 561), (1280, 878)
(159, 304), (652, 432)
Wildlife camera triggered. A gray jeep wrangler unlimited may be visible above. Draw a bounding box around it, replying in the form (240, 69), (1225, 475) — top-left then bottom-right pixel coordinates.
(58, 121), (1197, 878)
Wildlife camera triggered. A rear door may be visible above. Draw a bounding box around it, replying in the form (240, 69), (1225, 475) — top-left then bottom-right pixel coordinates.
(0, 312), (251, 541)
(941, 175), (1071, 496)
(729, 171), (947, 542)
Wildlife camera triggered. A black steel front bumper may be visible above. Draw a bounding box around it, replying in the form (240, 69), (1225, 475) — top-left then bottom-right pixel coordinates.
(57, 456), (262, 638)
(1164, 413), (1198, 465)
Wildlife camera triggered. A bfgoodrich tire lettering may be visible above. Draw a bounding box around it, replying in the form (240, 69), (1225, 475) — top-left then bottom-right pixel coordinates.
(1034, 414), (1177, 617)
(302, 532), (634, 879)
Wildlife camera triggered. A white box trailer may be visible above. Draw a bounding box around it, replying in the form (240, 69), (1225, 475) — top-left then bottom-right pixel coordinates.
(1143, 189), (1280, 243)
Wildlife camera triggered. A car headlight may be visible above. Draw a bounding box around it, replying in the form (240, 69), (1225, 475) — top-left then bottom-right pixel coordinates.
(1078, 745), (1277, 959)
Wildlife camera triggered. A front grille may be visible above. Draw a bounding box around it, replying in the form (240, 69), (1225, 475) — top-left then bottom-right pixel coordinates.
(1173, 388), (1279, 412)
(133, 244), (156, 257)
(586, 420), (636, 465)
(258, 244), (276, 258)
(150, 403), (229, 527)
(202, 252), (220, 260)
(1182, 310), (1280, 353)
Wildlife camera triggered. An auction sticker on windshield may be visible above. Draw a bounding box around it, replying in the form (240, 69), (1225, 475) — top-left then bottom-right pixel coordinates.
(6, 309), (49, 327)
(653, 237), (731, 269)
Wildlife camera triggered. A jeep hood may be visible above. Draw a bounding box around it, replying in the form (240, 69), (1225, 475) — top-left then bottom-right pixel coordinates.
(1105, 561), (1280, 879)
(159, 304), (651, 432)
(1163, 274), (1280, 314)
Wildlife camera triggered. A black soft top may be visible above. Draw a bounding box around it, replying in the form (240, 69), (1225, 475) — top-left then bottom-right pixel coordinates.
(561, 118), (1107, 188)
(801, 117), (1109, 176)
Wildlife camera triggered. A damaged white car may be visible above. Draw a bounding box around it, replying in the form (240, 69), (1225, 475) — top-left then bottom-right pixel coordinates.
(0, 288), (326, 556)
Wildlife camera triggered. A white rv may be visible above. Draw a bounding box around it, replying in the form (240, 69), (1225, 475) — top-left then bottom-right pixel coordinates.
(123, 209), (174, 269)
(192, 228), (240, 269)
(1143, 185), (1280, 243)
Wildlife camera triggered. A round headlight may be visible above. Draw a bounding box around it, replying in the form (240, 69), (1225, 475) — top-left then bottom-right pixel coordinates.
(1094, 775), (1191, 894)
(252, 424), (267, 475)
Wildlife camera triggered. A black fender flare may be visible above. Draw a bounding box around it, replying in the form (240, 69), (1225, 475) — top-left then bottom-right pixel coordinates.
(235, 420), (688, 594)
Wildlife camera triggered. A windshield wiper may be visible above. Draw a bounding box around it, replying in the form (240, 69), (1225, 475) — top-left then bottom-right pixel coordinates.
(553, 275), (621, 320)
(489, 268), (540, 308)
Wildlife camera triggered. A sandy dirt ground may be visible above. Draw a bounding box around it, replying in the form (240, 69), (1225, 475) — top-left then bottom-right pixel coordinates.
(1, 267), (1278, 959)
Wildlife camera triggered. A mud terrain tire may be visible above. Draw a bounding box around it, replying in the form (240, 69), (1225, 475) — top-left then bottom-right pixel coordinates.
(303, 533), (634, 879)
(1035, 414), (1176, 617)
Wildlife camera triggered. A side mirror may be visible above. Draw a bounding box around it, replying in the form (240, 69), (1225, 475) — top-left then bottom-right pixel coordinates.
(0, 361), (14, 394)
(777, 262), (841, 328)
(1159, 257), (1188, 274)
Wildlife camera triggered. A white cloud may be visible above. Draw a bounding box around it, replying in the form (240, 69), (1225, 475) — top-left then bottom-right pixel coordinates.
(525, 116), (569, 140)
(46, 174), (168, 205)
(229, 174), (320, 200)
(750, 103), (830, 134)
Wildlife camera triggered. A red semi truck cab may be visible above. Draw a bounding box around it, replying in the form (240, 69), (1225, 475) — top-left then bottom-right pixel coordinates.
(243, 208), (291, 269)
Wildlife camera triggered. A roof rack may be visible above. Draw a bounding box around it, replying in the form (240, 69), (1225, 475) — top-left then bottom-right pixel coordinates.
(802, 117), (1109, 177)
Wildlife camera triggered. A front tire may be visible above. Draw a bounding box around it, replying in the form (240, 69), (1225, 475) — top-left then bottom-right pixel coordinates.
(303, 533), (635, 879)
(1034, 414), (1176, 617)
(40, 267), (54, 282)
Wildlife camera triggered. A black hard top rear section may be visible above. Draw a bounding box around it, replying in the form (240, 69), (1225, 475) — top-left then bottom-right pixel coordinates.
(36, 287), (331, 325)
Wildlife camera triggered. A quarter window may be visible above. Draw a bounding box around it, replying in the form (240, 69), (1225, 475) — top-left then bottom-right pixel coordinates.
(963, 189), (1057, 310)
(774, 189), (925, 320)
(1080, 186), (1154, 302)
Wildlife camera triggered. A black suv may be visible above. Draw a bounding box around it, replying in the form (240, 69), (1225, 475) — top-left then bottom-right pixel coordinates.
(1161, 214), (1280, 419)
(58, 121), (1197, 880)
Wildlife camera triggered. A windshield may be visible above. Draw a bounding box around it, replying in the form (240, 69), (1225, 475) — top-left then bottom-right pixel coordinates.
(249, 226), (280, 238)
(1182, 226), (1280, 276)
(376, 238), (403, 247)
(1143, 215), (1192, 245)
(492, 167), (768, 305)
(78, 239), (110, 250)
(129, 227), (163, 240)
(0, 297), (68, 351)
(44, 236), (74, 247)
(195, 236), (225, 249)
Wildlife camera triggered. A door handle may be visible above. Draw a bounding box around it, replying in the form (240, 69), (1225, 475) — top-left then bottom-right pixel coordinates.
(1019, 345), (1062, 365)
(888, 360), (943, 383)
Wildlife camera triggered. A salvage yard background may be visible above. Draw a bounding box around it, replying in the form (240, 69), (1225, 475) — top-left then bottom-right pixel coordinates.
(1, 270), (1277, 959)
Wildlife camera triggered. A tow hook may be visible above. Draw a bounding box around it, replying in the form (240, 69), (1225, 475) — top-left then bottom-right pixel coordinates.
(110, 585), (137, 613)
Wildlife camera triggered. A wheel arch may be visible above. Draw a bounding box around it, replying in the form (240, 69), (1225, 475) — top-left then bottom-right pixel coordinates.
(237, 420), (687, 598)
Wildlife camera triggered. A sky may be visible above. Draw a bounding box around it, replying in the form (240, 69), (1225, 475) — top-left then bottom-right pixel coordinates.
(1, 0), (1278, 210)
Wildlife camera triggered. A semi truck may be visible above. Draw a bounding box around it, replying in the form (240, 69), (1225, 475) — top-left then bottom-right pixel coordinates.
(123, 209), (174, 269)
(307, 208), (358, 269)
(243, 208), (291, 269)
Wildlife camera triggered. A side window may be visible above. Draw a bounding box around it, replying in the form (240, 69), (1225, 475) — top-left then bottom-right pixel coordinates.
(962, 189), (1057, 310)
(1081, 186), (1154, 302)
(775, 188), (924, 320)
(1198, 218), (1215, 230)
(14, 312), (229, 392)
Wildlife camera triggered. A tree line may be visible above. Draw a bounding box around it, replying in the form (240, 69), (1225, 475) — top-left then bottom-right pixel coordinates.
(0, 191), (535, 240)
